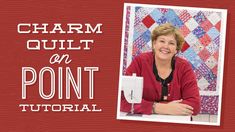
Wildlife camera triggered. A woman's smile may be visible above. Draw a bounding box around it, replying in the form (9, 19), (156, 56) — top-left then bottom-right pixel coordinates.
(159, 48), (171, 54)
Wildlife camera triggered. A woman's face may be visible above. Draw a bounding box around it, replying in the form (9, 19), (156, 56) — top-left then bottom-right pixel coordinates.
(153, 34), (178, 62)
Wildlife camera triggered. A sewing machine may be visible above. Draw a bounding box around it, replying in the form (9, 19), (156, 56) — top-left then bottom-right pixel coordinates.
(121, 73), (143, 115)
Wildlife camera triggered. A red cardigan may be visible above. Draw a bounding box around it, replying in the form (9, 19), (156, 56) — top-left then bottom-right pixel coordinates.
(121, 52), (201, 115)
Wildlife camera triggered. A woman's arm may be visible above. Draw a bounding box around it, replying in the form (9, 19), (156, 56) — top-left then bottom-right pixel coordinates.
(152, 100), (194, 115)
(153, 62), (200, 116)
(179, 62), (201, 115)
(121, 92), (154, 114)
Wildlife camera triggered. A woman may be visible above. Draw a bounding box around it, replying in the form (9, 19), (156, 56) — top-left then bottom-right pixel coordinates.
(121, 23), (200, 115)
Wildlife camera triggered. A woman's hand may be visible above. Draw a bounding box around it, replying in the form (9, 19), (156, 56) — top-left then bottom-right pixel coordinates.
(153, 99), (194, 115)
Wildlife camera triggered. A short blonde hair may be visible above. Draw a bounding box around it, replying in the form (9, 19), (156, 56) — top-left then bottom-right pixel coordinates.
(151, 23), (185, 51)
